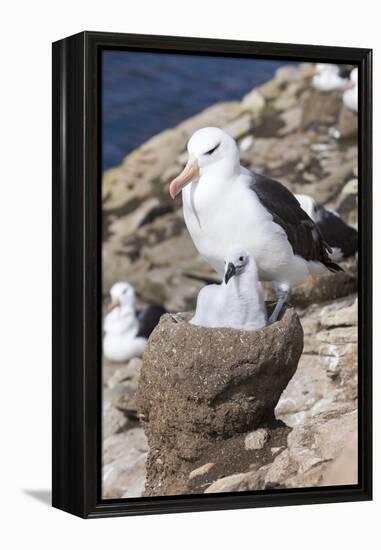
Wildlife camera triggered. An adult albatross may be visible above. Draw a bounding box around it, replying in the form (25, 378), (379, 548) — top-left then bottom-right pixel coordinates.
(169, 127), (343, 323)
(295, 193), (358, 261)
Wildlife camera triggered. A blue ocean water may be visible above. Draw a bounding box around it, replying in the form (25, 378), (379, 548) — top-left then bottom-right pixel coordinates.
(102, 51), (290, 170)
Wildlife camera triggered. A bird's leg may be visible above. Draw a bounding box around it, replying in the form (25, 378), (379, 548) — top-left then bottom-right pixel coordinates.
(269, 285), (289, 324)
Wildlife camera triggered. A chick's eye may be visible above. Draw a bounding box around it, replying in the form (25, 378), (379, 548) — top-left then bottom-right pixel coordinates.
(239, 256), (244, 261)
(204, 142), (221, 156)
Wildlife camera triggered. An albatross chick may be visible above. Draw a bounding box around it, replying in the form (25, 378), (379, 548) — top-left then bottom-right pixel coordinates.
(190, 249), (268, 331)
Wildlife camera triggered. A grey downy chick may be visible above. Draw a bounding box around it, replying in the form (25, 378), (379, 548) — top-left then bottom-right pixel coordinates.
(190, 249), (268, 331)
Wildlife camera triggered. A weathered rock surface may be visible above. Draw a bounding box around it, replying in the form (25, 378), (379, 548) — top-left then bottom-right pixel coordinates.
(202, 410), (357, 493)
(276, 294), (358, 427)
(104, 358), (142, 415)
(137, 307), (303, 496)
(289, 257), (357, 307)
(244, 429), (269, 450)
(102, 428), (148, 498)
(189, 463), (215, 481)
(103, 400), (129, 439)
(102, 359), (148, 498)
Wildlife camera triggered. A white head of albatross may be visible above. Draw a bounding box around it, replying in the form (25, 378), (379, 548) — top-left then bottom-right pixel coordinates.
(312, 63), (348, 92)
(169, 127), (343, 323)
(107, 281), (136, 312)
(169, 127), (239, 199)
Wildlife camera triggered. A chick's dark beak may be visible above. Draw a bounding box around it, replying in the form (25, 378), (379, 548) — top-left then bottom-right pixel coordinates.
(224, 262), (236, 284)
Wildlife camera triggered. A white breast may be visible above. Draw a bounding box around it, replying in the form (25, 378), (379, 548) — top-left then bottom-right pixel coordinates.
(312, 72), (347, 92)
(182, 170), (295, 282)
(190, 258), (268, 331)
(104, 308), (139, 336)
(103, 307), (146, 362)
(343, 86), (358, 112)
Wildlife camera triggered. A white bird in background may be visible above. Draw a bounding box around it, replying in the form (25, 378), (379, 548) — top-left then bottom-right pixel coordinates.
(295, 193), (358, 261)
(190, 249), (268, 331)
(103, 282), (147, 362)
(343, 68), (358, 113)
(169, 127), (342, 323)
(312, 63), (349, 92)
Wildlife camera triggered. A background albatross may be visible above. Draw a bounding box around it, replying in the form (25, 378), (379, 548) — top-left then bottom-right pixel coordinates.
(295, 193), (358, 261)
(103, 282), (165, 362)
(169, 127), (343, 323)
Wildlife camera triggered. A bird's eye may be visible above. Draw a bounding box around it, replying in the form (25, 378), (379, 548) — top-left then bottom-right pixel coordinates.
(204, 142), (221, 156)
(123, 288), (127, 293)
(239, 256), (244, 261)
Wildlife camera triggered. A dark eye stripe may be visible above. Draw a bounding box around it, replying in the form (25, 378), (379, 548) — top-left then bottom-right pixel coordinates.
(204, 142), (221, 155)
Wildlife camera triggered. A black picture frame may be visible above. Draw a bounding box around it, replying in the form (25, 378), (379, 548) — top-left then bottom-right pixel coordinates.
(52, 31), (372, 519)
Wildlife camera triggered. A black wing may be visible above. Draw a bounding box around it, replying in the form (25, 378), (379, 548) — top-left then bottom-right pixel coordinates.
(338, 65), (352, 79)
(314, 204), (358, 258)
(249, 172), (343, 272)
(136, 305), (167, 339)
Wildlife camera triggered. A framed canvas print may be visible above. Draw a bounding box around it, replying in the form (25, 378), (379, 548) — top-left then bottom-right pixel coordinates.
(52, 31), (372, 518)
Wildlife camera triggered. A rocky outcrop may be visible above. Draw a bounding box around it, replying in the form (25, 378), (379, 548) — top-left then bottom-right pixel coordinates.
(276, 294), (358, 427)
(102, 358), (148, 498)
(137, 308), (303, 496)
(202, 410), (357, 493)
(102, 427), (148, 498)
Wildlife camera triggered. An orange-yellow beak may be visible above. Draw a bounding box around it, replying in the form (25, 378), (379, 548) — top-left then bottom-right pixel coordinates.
(107, 298), (120, 312)
(169, 156), (199, 199)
